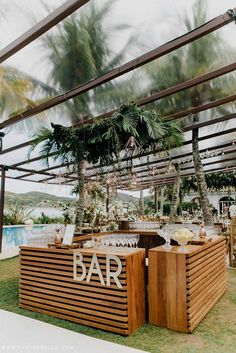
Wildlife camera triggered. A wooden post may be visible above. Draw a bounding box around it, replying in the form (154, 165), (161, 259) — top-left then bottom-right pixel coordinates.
(0, 166), (6, 253)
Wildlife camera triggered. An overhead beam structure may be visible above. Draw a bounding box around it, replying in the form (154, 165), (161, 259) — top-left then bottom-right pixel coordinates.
(0, 7), (235, 191)
(1, 89), (236, 159)
(0, 0), (90, 64)
(0, 8), (235, 130)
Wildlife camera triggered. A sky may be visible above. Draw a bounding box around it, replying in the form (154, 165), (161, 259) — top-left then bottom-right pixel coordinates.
(0, 0), (236, 197)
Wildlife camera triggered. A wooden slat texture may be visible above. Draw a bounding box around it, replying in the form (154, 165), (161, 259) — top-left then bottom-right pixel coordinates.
(187, 281), (227, 331)
(148, 236), (227, 333)
(186, 248), (225, 278)
(19, 304), (126, 335)
(19, 246), (145, 335)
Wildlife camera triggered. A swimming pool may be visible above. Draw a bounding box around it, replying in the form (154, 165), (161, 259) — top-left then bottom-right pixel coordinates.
(2, 225), (57, 251)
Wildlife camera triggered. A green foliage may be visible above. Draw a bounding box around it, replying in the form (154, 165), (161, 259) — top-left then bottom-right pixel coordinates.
(144, 0), (236, 120)
(3, 204), (32, 225)
(44, 2), (137, 120)
(163, 202), (171, 215)
(62, 203), (73, 226)
(33, 213), (63, 225)
(205, 171), (236, 190)
(31, 103), (183, 170)
(182, 171), (236, 193)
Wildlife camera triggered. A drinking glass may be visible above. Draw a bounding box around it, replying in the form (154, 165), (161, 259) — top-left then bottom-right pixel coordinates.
(158, 229), (172, 250)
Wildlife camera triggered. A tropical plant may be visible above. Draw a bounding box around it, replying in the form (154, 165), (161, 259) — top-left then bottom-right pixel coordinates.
(182, 171), (236, 193)
(144, 0), (236, 225)
(44, 1), (138, 122)
(62, 203), (73, 226)
(33, 213), (63, 225)
(31, 103), (183, 229)
(0, 62), (57, 133)
(4, 204), (32, 225)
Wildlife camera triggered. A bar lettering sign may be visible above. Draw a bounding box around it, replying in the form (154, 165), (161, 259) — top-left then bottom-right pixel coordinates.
(73, 251), (123, 289)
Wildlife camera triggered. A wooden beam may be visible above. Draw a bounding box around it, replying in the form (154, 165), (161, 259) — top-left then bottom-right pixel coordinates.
(9, 119), (236, 170)
(184, 112), (236, 131)
(0, 94), (236, 155)
(86, 127), (236, 173)
(94, 153), (236, 184)
(117, 162), (236, 189)
(122, 165), (236, 190)
(23, 131), (235, 183)
(167, 94), (236, 121)
(38, 145), (236, 185)
(0, 0), (89, 64)
(0, 139), (35, 156)
(0, 8), (234, 130)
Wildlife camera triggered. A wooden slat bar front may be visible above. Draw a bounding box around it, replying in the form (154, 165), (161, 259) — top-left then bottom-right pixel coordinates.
(148, 236), (227, 332)
(19, 246), (146, 335)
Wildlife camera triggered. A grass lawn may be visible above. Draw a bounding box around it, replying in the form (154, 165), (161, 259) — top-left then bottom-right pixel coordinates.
(1, 256), (236, 353)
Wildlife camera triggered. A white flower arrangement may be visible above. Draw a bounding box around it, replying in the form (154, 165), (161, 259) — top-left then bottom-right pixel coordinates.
(172, 228), (195, 244)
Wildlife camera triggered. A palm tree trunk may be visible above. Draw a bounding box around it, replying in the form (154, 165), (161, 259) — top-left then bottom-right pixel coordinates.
(179, 188), (183, 216)
(139, 189), (144, 216)
(106, 186), (109, 213)
(160, 186), (165, 215)
(75, 160), (86, 230)
(169, 164), (181, 223)
(192, 128), (213, 225)
(154, 187), (158, 214)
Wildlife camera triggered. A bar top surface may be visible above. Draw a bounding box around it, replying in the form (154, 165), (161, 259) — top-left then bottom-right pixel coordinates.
(149, 235), (225, 256)
(20, 245), (145, 257)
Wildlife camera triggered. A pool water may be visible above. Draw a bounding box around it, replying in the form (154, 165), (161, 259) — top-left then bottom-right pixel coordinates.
(2, 225), (56, 251)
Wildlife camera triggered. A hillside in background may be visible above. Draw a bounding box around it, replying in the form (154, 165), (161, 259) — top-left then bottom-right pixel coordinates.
(5, 191), (139, 208)
(5, 191), (75, 208)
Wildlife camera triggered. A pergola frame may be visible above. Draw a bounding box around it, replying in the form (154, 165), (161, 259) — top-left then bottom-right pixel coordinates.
(0, 3), (236, 252)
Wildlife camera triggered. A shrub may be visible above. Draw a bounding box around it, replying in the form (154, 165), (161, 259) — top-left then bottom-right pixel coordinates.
(33, 213), (64, 224)
(3, 204), (32, 225)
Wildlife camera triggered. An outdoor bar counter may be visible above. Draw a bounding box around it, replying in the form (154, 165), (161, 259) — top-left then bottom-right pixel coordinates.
(19, 246), (146, 335)
(148, 236), (227, 333)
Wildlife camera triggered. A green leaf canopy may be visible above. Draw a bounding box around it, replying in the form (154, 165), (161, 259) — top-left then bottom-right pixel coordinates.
(32, 103), (183, 169)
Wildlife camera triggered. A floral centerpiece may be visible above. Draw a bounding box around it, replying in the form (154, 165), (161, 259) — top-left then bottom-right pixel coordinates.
(172, 228), (195, 251)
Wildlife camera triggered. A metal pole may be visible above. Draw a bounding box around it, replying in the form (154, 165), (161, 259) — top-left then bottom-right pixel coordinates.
(0, 166), (6, 253)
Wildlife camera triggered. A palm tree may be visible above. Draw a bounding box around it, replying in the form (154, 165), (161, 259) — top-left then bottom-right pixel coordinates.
(144, 0), (236, 225)
(169, 164), (182, 222)
(32, 103), (183, 230)
(0, 63), (57, 132)
(44, 1), (138, 123)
